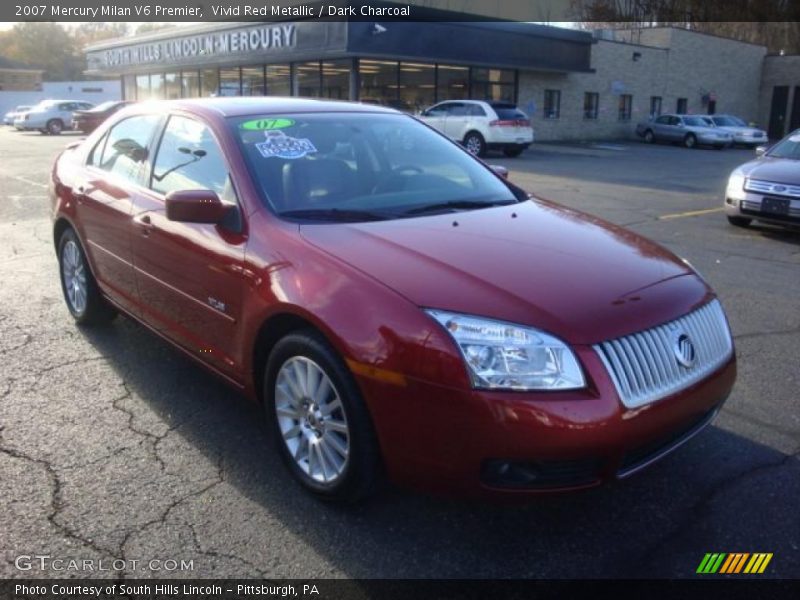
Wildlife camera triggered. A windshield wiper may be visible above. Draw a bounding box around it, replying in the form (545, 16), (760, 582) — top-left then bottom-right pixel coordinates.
(402, 199), (517, 216)
(279, 208), (393, 222)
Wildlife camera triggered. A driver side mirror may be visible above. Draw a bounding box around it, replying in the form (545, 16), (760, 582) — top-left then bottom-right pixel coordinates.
(755, 145), (768, 157)
(165, 189), (228, 224)
(490, 165), (509, 179)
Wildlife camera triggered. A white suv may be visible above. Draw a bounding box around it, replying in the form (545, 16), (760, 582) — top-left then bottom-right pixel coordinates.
(419, 100), (534, 157)
(13, 100), (94, 135)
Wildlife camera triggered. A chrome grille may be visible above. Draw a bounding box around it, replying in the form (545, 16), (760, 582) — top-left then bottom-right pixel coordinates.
(593, 300), (733, 409)
(745, 179), (800, 199)
(741, 199), (800, 218)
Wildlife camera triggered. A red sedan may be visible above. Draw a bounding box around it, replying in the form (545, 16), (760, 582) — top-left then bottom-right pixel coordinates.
(50, 98), (736, 501)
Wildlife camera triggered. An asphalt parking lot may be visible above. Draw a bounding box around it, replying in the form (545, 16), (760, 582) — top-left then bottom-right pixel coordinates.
(0, 129), (797, 579)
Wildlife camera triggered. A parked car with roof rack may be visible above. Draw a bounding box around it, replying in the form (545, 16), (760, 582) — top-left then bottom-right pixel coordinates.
(636, 113), (732, 149)
(419, 99), (534, 157)
(724, 128), (800, 229)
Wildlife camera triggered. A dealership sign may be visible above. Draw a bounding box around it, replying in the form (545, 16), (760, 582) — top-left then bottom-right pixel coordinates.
(88, 24), (297, 70)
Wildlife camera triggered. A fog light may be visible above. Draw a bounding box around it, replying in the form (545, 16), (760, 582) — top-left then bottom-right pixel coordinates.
(481, 460), (540, 487)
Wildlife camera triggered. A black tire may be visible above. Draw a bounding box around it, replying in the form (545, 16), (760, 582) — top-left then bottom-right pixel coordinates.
(264, 330), (381, 503)
(463, 131), (486, 157)
(684, 133), (697, 149)
(57, 228), (117, 325)
(644, 129), (655, 144)
(46, 119), (63, 135)
(503, 145), (525, 158)
(727, 216), (752, 228)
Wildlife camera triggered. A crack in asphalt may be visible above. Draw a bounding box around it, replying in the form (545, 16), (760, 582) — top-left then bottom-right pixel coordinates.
(723, 408), (800, 441)
(25, 355), (108, 393)
(0, 442), (121, 561)
(110, 382), (169, 473)
(116, 454), (226, 581)
(109, 381), (204, 474)
(734, 325), (800, 342)
(630, 449), (800, 574)
(187, 521), (269, 578)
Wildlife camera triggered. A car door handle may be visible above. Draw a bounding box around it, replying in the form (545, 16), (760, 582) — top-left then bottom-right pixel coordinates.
(133, 214), (154, 236)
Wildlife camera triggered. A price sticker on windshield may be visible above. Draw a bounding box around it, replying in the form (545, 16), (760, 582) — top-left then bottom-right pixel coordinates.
(241, 118), (295, 131)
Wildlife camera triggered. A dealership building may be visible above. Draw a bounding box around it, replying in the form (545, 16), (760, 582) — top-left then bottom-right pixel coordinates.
(84, 13), (799, 141)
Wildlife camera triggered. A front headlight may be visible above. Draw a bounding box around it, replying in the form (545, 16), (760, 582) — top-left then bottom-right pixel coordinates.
(425, 310), (585, 391)
(726, 171), (746, 199)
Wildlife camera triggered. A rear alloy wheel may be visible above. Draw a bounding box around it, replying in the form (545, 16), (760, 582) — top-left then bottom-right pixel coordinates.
(463, 132), (486, 157)
(727, 216), (752, 228)
(58, 228), (117, 325)
(684, 133), (697, 149)
(46, 119), (63, 135)
(644, 130), (655, 143)
(265, 331), (381, 502)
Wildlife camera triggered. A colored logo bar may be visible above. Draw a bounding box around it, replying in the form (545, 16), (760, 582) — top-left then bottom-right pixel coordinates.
(697, 553), (773, 574)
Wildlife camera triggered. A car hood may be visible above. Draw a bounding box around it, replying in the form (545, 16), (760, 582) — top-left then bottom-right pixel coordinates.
(735, 156), (800, 183)
(299, 199), (706, 345)
(717, 126), (762, 135)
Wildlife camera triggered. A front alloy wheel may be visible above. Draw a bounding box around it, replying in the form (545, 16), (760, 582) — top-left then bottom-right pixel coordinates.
(265, 330), (381, 502)
(275, 356), (350, 485)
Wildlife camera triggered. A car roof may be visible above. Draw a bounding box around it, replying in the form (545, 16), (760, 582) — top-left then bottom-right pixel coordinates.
(130, 97), (402, 119)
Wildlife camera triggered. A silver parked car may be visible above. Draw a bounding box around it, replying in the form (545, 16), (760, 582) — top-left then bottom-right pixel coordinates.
(636, 113), (732, 149)
(3, 105), (31, 126)
(724, 129), (800, 229)
(703, 115), (767, 147)
(13, 99), (94, 134)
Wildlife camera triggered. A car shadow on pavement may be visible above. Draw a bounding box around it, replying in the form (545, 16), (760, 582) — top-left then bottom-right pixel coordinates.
(78, 319), (799, 579)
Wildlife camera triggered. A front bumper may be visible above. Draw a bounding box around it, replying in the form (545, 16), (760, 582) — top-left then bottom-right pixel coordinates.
(698, 134), (731, 146)
(356, 346), (736, 498)
(726, 193), (800, 227)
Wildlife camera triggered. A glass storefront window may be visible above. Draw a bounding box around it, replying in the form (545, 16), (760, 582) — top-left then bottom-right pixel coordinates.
(150, 73), (164, 100)
(296, 61), (321, 97)
(201, 69), (219, 97)
(123, 75), (137, 100)
(165, 72), (180, 99)
(437, 64), (469, 101)
(321, 60), (351, 100)
(359, 59), (399, 107)
(135, 74), (150, 100)
(220, 67), (241, 96)
(471, 67), (515, 102)
(266, 64), (291, 96)
(399, 62), (435, 113)
(181, 71), (200, 98)
(242, 66), (265, 96)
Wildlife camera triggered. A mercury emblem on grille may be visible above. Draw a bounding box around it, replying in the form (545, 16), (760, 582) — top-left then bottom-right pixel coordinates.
(674, 333), (696, 368)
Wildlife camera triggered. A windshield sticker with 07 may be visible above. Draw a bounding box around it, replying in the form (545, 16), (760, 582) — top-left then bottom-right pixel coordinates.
(255, 130), (317, 159)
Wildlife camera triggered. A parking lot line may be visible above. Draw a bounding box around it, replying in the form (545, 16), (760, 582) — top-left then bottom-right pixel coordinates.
(658, 207), (725, 220)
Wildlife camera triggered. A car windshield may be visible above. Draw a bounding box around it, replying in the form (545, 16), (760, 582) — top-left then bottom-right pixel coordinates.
(92, 101), (117, 111)
(683, 116), (708, 127)
(767, 133), (800, 160)
(713, 116), (743, 127)
(232, 112), (519, 222)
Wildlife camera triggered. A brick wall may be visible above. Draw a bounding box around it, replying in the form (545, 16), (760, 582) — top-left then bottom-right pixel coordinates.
(519, 28), (767, 142)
